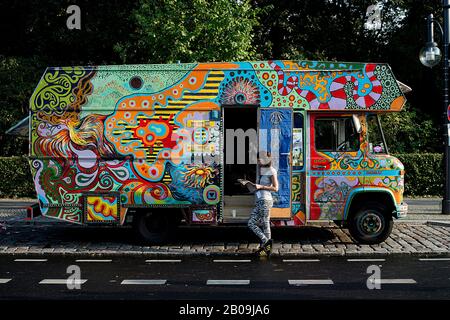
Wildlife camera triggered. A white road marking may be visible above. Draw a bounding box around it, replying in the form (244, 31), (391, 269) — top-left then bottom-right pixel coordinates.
(14, 259), (48, 262)
(0, 279), (12, 284)
(207, 280), (250, 285)
(283, 259), (320, 263)
(213, 259), (251, 263)
(39, 279), (87, 285)
(121, 279), (167, 285)
(347, 259), (386, 262)
(145, 259), (182, 263)
(369, 279), (417, 284)
(75, 259), (112, 263)
(288, 279), (334, 285)
(419, 258), (450, 261)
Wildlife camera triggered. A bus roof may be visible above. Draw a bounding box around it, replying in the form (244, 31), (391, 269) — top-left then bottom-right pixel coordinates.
(30, 60), (406, 114)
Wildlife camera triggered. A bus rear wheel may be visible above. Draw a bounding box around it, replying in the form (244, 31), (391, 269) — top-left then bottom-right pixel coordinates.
(348, 202), (393, 244)
(132, 211), (175, 245)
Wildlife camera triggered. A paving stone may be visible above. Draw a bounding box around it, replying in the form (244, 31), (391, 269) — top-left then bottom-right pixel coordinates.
(0, 217), (449, 257)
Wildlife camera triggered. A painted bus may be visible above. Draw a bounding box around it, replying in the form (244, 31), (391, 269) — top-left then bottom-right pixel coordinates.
(27, 60), (409, 244)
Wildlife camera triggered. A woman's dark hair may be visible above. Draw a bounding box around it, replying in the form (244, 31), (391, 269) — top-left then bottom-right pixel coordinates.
(258, 151), (272, 168)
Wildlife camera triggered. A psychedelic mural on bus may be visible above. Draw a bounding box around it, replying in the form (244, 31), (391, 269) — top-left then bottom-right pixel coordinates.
(29, 60), (405, 225)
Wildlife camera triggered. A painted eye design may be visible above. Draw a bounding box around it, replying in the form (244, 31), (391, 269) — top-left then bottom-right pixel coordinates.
(129, 76), (143, 90)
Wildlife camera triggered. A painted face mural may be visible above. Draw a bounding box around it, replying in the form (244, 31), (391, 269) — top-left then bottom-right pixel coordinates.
(29, 61), (405, 224)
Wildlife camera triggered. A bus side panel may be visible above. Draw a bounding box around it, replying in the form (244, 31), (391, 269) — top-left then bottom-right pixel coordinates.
(29, 66), (224, 224)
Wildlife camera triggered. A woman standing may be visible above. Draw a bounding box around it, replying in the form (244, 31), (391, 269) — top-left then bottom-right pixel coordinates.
(247, 151), (279, 256)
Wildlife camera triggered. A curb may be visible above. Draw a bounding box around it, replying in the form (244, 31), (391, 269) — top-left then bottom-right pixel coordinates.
(0, 249), (449, 258)
(427, 220), (450, 227)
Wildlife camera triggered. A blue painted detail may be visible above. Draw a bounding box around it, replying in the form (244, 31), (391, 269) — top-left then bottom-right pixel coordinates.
(309, 170), (401, 177)
(260, 108), (292, 208)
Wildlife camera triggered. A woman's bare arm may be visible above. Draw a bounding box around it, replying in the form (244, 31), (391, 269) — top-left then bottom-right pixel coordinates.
(256, 172), (279, 192)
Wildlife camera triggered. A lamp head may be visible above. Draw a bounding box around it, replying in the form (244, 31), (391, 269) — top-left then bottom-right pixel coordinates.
(419, 42), (442, 68)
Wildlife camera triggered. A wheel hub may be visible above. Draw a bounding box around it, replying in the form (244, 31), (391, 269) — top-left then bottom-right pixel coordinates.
(359, 212), (383, 235)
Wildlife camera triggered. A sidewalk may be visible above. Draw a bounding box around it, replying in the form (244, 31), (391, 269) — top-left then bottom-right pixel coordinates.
(0, 197), (449, 257)
(400, 198), (450, 227)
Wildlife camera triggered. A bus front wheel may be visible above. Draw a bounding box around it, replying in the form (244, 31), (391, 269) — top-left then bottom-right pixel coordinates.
(348, 202), (393, 244)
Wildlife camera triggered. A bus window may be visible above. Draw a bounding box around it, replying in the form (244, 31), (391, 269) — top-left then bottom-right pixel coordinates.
(315, 117), (359, 152)
(367, 114), (388, 154)
(293, 113), (304, 170)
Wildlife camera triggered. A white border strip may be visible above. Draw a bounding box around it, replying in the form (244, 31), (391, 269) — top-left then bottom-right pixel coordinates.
(207, 280), (250, 285)
(121, 279), (167, 285)
(289, 279), (334, 285)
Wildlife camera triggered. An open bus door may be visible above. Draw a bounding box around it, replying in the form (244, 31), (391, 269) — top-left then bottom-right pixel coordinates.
(258, 108), (292, 218)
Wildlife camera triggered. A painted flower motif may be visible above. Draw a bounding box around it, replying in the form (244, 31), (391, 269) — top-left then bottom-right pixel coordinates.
(374, 145), (383, 153)
(183, 164), (218, 188)
(220, 77), (260, 105)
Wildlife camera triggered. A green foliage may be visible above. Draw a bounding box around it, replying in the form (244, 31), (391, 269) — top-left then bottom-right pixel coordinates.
(394, 153), (444, 197)
(0, 157), (35, 198)
(380, 104), (441, 154)
(115, 0), (259, 63)
(0, 56), (44, 156)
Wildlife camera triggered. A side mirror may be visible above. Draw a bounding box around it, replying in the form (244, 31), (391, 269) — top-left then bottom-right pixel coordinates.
(352, 114), (362, 134)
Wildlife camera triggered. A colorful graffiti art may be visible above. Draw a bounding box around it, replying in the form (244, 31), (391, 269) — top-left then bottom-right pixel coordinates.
(85, 194), (119, 223)
(29, 61), (405, 225)
(308, 114), (404, 221)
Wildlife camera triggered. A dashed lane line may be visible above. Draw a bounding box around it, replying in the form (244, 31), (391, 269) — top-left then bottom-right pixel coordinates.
(145, 259), (182, 263)
(39, 279), (87, 285)
(419, 258), (450, 261)
(283, 259), (320, 263)
(75, 259), (112, 263)
(213, 259), (251, 263)
(347, 259), (386, 262)
(0, 279), (11, 284)
(369, 279), (417, 285)
(207, 280), (250, 285)
(288, 279), (334, 285)
(121, 279), (167, 285)
(14, 259), (48, 262)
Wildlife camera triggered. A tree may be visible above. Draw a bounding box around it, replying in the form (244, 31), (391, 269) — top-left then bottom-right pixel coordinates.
(381, 105), (439, 154)
(114, 0), (259, 63)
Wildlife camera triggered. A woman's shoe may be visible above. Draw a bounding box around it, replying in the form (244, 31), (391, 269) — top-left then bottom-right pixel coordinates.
(255, 241), (268, 257)
(255, 245), (267, 257)
(263, 239), (273, 255)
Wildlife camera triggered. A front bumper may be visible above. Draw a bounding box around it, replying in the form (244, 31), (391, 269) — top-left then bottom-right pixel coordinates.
(395, 202), (408, 218)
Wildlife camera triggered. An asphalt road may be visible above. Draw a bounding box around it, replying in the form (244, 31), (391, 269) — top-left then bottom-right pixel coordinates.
(0, 255), (449, 300)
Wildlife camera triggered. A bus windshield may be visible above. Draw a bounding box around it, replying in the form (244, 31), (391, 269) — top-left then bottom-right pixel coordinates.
(367, 114), (389, 154)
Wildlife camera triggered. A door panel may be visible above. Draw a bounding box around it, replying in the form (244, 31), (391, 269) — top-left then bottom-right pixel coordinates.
(308, 113), (362, 221)
(259, 108), (292, 218)
(291, 111), (307, 225)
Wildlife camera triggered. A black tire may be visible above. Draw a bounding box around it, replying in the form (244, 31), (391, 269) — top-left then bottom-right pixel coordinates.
(132, 211), (175, 245)
(348, 202), (393, 244)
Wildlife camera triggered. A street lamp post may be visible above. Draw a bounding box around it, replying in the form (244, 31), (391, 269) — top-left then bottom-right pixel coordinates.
(443, 1), (450, 215)
(419, 1), (450, 214)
